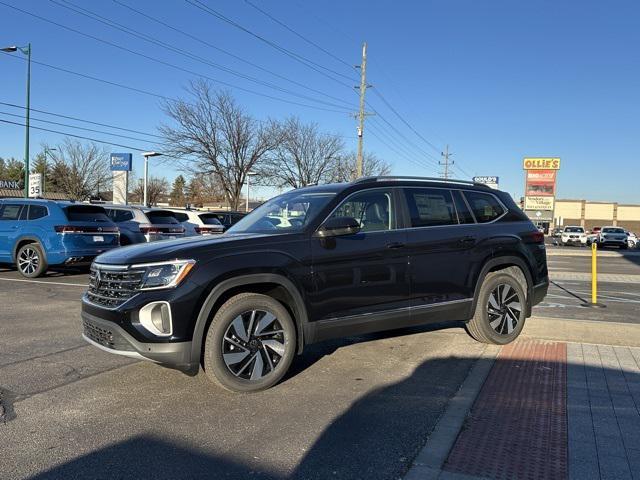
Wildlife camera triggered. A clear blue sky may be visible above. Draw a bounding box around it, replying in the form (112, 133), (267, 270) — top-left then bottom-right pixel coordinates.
(1, 0), (638, 202)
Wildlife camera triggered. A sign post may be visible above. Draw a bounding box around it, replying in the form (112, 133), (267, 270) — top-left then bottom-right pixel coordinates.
(28, 173), (42, 198)
(581, 242), (606, 308)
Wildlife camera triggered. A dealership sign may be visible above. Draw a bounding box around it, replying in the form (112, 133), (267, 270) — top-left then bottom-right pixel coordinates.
(110, 153), (132, 171)
(524, 196), (555, 211)
(0, 179), (20, 189)
(472, 176), (499, 189)
(523, 157), (561, 170)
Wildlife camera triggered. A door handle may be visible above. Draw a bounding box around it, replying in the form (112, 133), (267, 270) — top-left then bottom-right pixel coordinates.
(459, 236), (476, 246)
(386, 242), (405, 249)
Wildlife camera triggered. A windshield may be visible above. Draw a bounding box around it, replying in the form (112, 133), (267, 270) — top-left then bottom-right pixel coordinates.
(564, 227), (584, 233)
(602, 227), (625, 234)
(228, 191), (336, 234)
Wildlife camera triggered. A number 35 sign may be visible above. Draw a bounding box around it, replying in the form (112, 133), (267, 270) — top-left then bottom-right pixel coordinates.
(28, 173), (42, 198)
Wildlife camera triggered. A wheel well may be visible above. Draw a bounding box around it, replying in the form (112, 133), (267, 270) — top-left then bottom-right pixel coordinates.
(488, 264), (529, 295)
(14, 238), (39, 260)
(197, 281), (303, 366)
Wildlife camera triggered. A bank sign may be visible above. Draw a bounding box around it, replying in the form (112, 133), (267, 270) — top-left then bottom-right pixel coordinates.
(110, 153), (132, 171)
(0, 179), (20, 189)
(523, 157), (560, 170)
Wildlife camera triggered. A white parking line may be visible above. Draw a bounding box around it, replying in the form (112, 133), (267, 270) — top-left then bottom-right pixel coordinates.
(0, 277), (87, 287)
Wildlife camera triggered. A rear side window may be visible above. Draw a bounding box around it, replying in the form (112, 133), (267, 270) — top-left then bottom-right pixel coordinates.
(0, 204), (23, 220)
(64, 205), (111, 223)
(107, 209), (134, 222)
(462, 191), (506, 223)
(403, 188), (457, 227)
(452, 190), (475, 224)
(231, 214), (244, 224)
(28, 205), (48, 220)
(199, 214), (222, 225)
(146, 211), (179, 225)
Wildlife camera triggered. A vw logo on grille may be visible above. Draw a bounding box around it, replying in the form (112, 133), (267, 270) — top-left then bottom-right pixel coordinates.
(97, 227), (103, 232)
(95, 269), (102, 290)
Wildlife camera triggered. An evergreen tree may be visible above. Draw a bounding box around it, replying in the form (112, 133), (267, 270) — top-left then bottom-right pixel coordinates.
(169, 175), (187, 206)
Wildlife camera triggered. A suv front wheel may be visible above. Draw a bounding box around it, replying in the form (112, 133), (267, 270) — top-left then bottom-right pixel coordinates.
(466, 271), (526, 344)
(203, 293), (297, 392)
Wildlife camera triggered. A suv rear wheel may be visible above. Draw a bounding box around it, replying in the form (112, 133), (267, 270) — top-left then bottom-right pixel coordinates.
(203, 293), (296, 392)
(466, 271), (526, 344)
(17, 243), (48, 278)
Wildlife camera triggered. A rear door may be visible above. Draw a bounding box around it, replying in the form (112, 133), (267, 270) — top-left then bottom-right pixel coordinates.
(0, 203), (24, 261)
(401, 187), (478, 322)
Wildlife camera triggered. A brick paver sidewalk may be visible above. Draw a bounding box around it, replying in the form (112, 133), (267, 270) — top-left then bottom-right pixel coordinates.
(413, 340), (640, 479)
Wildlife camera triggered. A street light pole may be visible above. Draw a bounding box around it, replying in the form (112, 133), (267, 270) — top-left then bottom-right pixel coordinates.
(141, 152), (162, 207)
(246, 171), (257, 212)
(1, 43), (31, 198)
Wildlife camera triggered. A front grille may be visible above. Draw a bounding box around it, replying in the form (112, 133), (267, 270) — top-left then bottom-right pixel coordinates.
(83, 318), (134, 351)
(86, 265), (144, 308)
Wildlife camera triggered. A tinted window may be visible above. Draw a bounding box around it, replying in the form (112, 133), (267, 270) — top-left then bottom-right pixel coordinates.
(564, 227), (584, 233)
(107, 209), (134, 222)
(28, 205), (48, 220)
(403, 188), (457, 227)
(199, 214), (222, 225)
(19, 205), (29, 220)
(331, 189), (395, 232)
(64, 205), (111, 222)
(451, 190), (475, 224)
(173, 212), (189, 222)
(231, 214), (244, 224)
(0, 204), (23, 220)
(145, 211), (179, 225)
(462, 191), (505, 223)
(602, 228), (625, 234)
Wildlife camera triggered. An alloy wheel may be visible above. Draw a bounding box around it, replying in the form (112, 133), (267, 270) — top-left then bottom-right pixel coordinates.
(18, 247), (39, 276)
(487, 283), (522, 335)
(222, 309), (286, 381)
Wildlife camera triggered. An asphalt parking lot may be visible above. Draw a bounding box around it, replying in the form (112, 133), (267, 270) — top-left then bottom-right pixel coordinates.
(1, 244), (640, 479)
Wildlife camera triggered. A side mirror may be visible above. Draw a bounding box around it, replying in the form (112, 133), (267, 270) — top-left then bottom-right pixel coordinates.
(316, 216), (361, 238)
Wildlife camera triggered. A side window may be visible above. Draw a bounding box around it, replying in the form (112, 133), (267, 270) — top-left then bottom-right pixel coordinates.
(173, 212), (189, 223)
(403, 188), (457, 227)
(463, 191), (506, 223)
(108, 209), (134, 222)
(0, 204), (23, 220)
(329, 189), (395, 232)
(20, 205), (29, 220)
(452, 190), (475, 224)
(28, 205), (48, 220)
(231, 214), (244, 224)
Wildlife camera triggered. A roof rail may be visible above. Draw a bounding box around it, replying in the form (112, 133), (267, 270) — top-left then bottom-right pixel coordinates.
(353, 176), (483, 186)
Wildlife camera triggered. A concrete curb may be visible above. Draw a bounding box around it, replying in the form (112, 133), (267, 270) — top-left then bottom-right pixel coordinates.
(523, 316), (640, 347)
(404, 345), (500, 480)
(546, 249), (640, 257)
(549, 271), (640, 283)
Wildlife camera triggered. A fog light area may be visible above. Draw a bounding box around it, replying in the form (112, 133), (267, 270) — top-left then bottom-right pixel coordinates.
(139, 302), (172, 336)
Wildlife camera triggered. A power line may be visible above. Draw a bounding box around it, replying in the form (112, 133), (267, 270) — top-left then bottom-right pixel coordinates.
(112, 0), (353, 107)
(243, 0), (356, 72)
(0, 1), (352, 114)
(367, 119), (439, 171)
(367, 123), (438, 175)
(50, 0), (354, 111)
(185, 0), (356, 88)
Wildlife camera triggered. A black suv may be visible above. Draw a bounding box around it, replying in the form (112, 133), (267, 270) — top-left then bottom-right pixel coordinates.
(82, 177), (548, 392)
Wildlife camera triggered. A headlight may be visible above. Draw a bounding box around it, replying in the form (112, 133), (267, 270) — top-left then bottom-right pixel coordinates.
(133, 260), (196, 290)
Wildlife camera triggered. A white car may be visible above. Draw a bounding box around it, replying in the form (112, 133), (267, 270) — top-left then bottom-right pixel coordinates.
(598, 226), (629, 249)
(167, 209), (225, 236)
(560, 226), (588, 246)
(626, 231), (638, 249)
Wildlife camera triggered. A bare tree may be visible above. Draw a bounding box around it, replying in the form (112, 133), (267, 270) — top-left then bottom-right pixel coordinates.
(132, 176), (169, 206)
(260, 117), (344, 189)
(330, 152), (392, 182)
(160, 80), (280, 210)
(50, 139), (111, 200)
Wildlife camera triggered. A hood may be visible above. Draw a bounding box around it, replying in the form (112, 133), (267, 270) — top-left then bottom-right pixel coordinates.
(94, 232), (271, 265)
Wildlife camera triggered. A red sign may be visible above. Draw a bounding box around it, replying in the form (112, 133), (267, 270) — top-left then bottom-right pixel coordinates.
(525, 170), (556, 196)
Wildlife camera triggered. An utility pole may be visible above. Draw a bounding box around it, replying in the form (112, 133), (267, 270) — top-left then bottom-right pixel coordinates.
(440, 145), (454, 179)
(355, 42), (369, 178)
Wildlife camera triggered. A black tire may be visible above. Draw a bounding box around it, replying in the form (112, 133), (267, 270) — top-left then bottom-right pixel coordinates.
(466, 271), (527, 345)
(16, 242), (48, 278)
(203, 293), (297, 393)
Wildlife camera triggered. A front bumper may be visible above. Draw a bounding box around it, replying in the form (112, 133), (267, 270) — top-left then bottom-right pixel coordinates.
(81, 310), (197, 373)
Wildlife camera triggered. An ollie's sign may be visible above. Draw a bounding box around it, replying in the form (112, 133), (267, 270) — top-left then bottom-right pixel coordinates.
(523, 157), (560, 170)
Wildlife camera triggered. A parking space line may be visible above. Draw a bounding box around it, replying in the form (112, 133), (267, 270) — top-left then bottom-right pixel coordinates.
(0, 277), (86, 287)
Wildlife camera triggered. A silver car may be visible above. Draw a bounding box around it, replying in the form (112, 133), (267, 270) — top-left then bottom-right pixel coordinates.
(104, 205), (186, 245)
(597, 226), (628, 249)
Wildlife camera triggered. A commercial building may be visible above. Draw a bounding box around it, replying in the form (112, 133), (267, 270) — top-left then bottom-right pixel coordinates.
(554, 200), (640, 232)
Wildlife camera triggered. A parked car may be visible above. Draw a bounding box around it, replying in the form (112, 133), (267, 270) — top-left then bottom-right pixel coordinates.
(551, 227), (564, 238)
(82, 176), (549, 392)
(166, 208), (225, 236)
(560, 226), (587, 246)
(626, 231), (638, 249)
(597, 226), (628, 249)
(586, 226), (602, 245)
(103, 205), (186, 245)
(206, 210), (246, 231)
(0, 199), (119, 278)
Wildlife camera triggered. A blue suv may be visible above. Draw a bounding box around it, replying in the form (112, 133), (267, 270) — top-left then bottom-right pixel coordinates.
(0, 199), (120, 278)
